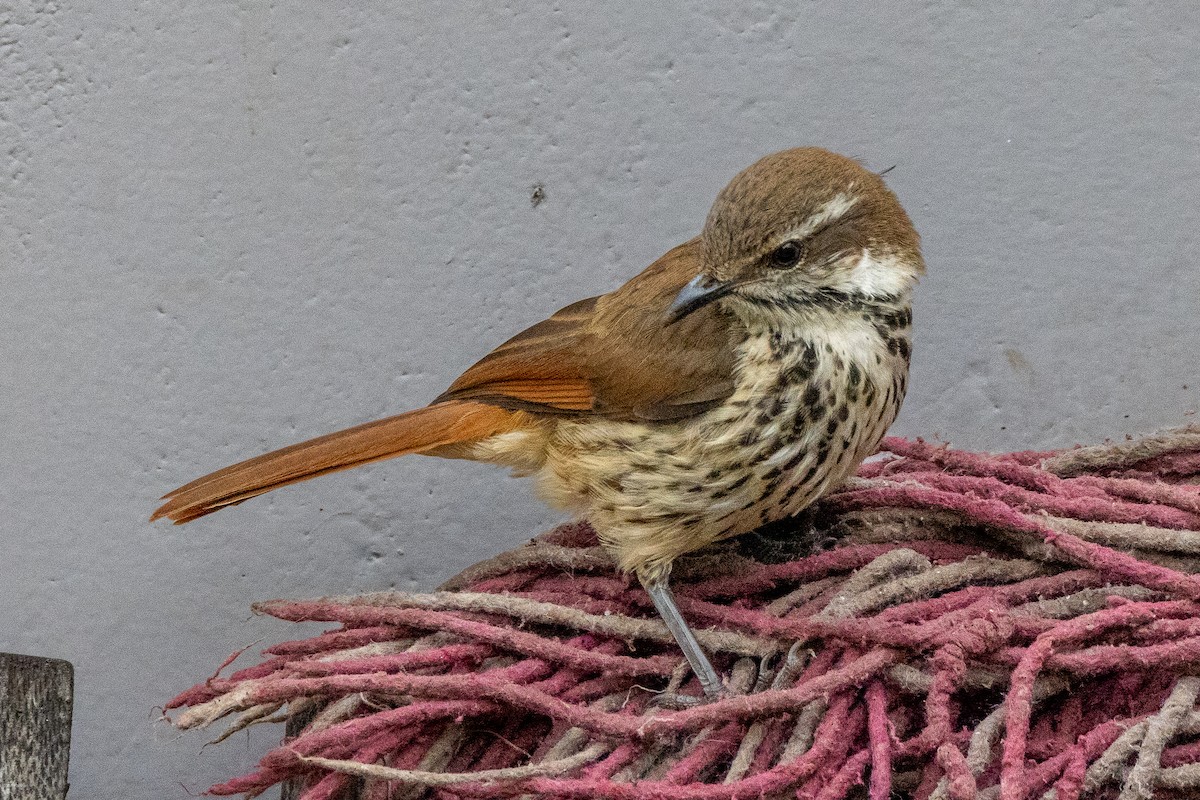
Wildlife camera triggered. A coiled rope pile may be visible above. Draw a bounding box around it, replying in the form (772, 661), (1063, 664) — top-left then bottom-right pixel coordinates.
(168, 426), (1200, 800)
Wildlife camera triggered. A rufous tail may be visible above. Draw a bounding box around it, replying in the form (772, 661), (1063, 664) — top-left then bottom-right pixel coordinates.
(152, 400), (519, 524)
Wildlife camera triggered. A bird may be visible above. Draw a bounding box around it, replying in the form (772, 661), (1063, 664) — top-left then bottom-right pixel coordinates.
(153, 147), (924, 697)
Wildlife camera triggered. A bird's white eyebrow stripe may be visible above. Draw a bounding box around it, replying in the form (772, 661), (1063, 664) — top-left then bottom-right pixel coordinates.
(779, 193), (860, 242)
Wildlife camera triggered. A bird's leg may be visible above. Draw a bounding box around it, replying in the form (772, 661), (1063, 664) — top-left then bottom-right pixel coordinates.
(639, 575), (724, 698)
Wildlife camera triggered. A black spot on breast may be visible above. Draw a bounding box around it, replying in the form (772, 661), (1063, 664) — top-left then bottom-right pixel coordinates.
(879, 308), (910, 330)
(769, 331), (786, 358)
(781, 363), (808, 386)
(725, 474), (752, 492)
(887, 337), (911, 360)
(781, 446), (809, 472)
(847, 363), (861, 388)
(863, 379), (877, 406)
(803, 385), (821, 407)
(789, 407), (809, 432)
(759, 477), (784, 500)
(782, 341), (820, 384)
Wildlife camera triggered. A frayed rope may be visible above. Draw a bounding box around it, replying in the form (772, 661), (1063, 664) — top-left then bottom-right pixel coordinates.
(166, 425), (1200, 800)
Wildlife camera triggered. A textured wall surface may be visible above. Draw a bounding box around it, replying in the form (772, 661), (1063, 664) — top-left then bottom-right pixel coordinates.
(2, 1), (1197, 795)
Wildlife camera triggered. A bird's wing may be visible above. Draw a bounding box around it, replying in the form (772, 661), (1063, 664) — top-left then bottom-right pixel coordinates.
(579, 238), (738, 421)
(433, 296), (598, 412)
(438, 238), (739, 421)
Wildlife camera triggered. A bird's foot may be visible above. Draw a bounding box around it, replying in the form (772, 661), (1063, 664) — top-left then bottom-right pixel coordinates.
(640, 576), (725, 700)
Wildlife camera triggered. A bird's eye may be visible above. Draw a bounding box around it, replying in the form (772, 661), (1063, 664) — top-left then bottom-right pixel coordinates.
(769, 240), (805, 269)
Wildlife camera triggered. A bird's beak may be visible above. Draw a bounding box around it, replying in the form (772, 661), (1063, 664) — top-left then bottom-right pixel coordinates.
(667, 274), (735, 323)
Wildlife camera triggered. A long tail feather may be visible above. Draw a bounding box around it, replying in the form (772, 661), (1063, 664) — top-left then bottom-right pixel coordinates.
(152, 401), (519, 524)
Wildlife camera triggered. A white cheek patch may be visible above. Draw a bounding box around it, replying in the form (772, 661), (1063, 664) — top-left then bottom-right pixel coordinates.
(837, 248), (916, 297)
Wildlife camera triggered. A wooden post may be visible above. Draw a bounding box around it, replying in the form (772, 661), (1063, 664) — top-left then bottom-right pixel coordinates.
(1, 654), (73, 800)
(280, 708), (307, 800)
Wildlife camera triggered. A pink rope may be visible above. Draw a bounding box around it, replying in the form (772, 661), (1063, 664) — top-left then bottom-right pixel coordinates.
(166, 427), (1200, 799)
(865, 680), (893, 800)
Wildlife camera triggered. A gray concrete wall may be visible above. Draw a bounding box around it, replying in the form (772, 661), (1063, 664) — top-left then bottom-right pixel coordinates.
(2, 1), (1197, 795)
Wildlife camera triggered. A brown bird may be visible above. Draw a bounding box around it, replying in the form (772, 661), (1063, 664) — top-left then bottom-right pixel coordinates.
(153, 147), (923, 696)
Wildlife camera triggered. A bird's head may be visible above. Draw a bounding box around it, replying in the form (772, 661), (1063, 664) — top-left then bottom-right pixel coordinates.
(669, 147), (924, 323)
